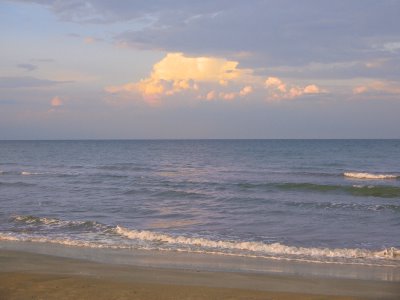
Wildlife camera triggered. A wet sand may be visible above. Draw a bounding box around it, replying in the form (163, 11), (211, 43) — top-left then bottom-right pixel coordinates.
(1, 249), (399, 300)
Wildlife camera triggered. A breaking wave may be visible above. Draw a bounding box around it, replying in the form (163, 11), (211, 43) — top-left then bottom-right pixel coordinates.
(344, 172), (398, 180)
(114, 225), (399, 261)
(2, 215), (399, 266)
(20, 171), (42, 176)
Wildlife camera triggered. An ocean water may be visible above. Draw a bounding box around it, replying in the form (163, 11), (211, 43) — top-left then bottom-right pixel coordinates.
(0, 140), (399, 267)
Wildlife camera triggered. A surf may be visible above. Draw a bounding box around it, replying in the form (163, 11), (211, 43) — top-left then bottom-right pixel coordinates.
(3, 215), (400, 266)
(344, 172), (398, 180)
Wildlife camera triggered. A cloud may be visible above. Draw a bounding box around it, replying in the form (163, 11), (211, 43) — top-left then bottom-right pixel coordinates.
(105, 53), (326, 105)
(381, 42), (400, 53)
(17, 63), (38, 72)
(263, 58), (400, 82)
(50, 96), (63, 107)
(147, 52), (250, 84)
(239, 85), (253, 96)
(17, 1), (224, 24)
(106, 52), (254, 104)
(303, 85), (321, 94)
(205, 90), (216, 101)
(113, 1), (400, 68)
(353, 86), (368, 95)
(265, 77), (287, 93)
(0, 76), (71, 88)
(219, 92), (236, 101)
(353, 81), (400, 95)
(212, 85), (253, 101)
(106, 52), (323, 105)
(17, 1), (400, 68)
(265, 77), (322, 100)
(84, 36), (103, 44)
(84, 37), (96, 44)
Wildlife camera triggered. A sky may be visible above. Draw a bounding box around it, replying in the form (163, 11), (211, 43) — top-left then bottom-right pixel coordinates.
(1, 0), (400, 139)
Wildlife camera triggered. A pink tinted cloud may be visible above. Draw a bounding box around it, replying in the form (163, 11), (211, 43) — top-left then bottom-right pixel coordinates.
(353, 80), (400, 95)
(265, 77), (323, 100)
(50, 96), (63, 107)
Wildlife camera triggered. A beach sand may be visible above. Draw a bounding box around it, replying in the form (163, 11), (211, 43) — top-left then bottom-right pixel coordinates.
(0, 249), (399, 300)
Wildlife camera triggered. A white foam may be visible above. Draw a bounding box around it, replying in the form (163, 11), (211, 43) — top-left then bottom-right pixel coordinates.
(352, 185), (374, 189)
(114, 226), (400, 261)
(4, 216), (400, 264)
(344, 172), (398, 180)
(0, 233), (109, 248)
(21, 171), (40, 175)
(1, 229), (399, 267)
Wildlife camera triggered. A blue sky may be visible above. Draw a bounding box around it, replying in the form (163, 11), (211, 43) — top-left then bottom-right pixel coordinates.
(1, 0), (400, 139)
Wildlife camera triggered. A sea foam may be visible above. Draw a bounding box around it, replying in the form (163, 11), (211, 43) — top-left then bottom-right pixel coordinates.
(114, 226), (399, 261)
(344, 172), (398, 180)
(1, 222), (399, 266)
(7, 215), (400, 262)
(20, 171), (42, 176)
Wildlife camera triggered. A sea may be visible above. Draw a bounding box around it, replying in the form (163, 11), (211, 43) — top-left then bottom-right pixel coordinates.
(0, 140), (399, 274)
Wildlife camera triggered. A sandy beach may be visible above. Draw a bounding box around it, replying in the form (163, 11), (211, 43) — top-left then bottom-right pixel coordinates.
(1, 249), (399, 300)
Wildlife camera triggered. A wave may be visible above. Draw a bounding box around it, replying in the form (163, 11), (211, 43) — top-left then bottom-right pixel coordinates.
(237, 181), (400, 198)
(3, 215), (399, 265)
(21, 171), (32, 175)
(284, 200), (400, 212)
(350, 185), (400, 198)
(96, 164), (151, 172)
(0, 233), (109, 249)
(275, 182), (400, 198)
(344, 172), (398, 180)
(0, 181), (36, 187)
(114, 226), (400, 261)
(1, 227), (398, 266)
(153, 190), (207, 199)
(276, 183), (340, 192)
(10, 215), (106, 231)
(0, 170), (43, 176)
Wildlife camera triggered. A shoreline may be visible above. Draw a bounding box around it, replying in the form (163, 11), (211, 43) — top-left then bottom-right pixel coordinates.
(1, 240), (399, 281)
(1, 247), (399, 299)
